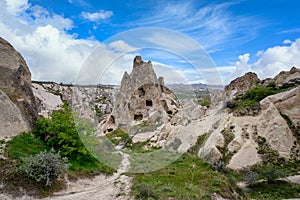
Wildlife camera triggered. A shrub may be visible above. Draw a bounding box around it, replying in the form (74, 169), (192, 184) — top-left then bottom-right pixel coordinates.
(212, 161), (227, 174)
(17, 149), (69, 186)
(5, 132), (49, 159)
(261, 166), (285, 183)
(133, 182), (159, 200)
(32, 103), (96, 163)
(243, 170), (258, 186)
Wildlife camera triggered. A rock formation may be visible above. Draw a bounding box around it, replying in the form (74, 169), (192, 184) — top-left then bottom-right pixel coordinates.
(224, 72), (261, 100)
(32, 82), (115, 122)
(100, 56), (178, 133)
(263, 66), (300, 88)
(0, 37), (38, 137)
(197, 68), (300, 169)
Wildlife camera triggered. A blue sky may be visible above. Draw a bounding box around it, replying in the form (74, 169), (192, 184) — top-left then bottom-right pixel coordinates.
(0, 0), (300, 85)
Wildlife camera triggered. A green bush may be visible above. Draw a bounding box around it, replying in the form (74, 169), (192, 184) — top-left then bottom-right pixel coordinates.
(32, 103), (95, 163)
(242, 170), (258, 187)
(6, 132), (49, 159)
(261, 166), (285, 183)
(17, 149), (69, 186)
(242, 86), (277, 102)
(133, 182), (159, 200)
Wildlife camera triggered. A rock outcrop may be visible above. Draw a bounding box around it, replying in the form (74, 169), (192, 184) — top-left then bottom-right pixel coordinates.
(0, 90), (28, 137)
(0, 37), (38, 137)
(32, 82), (115, 122)
(224, 72), (261, 100)
(197, 68), (300, 169)
(100, 56), (178, 133)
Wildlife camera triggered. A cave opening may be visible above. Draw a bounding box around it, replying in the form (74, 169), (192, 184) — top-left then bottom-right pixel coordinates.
(134, 114), (143, 120)
(146, 99), (153, 107)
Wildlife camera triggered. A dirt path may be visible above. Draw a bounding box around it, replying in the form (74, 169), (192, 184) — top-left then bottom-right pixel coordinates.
(49, 151), (132, 200)
(0, 152), (133, 200)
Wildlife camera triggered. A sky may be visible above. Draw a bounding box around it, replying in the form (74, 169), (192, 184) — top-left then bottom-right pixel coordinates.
(0, 0), (300, 85)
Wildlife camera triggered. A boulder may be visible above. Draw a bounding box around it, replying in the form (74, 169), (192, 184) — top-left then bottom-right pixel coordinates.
(0, 90), (28, 138)
(224, 72), (261, 100)
(0, 37), (38, 136)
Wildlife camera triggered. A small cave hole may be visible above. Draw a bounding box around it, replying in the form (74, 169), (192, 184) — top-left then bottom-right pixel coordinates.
(138, 87), (145, 97)
(107, 128), (113, 132)
(134, 114), (143, 121)
(167, 110), (173, 115)
(146, 99), (153, 107)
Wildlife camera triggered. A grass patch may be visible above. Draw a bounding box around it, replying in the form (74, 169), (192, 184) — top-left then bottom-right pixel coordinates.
(106, 128), (132, 146)
(249, 180), (300, 199)
(217, 129), (235, 164)
(187, 133), (208, 155)
(227, 83), (289, 116)
(5, 132), (50, 159)
(131, 153), (237, 199)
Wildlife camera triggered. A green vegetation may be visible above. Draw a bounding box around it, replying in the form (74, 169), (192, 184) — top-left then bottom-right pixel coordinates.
(217, 129), (235, 164)
(1, 103), (114, 197)
(281, 113), (300, 143)
(17, 149), (69, 186)
(227, 83), (286, 115)
(31, 103), (113, 174)
(131, 153), (237, 199)
(187, 133), (208, 155)
(196, 95), (211, 107)
(106, 128), (132, 146)
(249, 180), (300, 199)
(6, 132), (50, 159)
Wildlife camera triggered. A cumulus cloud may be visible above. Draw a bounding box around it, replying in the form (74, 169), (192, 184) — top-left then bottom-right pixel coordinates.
(251, 38), (300, 79)
(283, 39), (292, 44)
(224, 38), (300, 84)
(0, 0), (99, 83)
(81, 10), (113, 22)
(108, 40), (139, 53)
(5, 0), (29, 15)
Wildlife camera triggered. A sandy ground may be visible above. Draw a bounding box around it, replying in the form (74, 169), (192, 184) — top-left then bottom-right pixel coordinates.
(0, 152), (133, 200)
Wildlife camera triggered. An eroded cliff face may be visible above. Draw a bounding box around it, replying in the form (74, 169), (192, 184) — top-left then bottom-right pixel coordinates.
(224, 72), (261, 100)
(32, 82), (115, 123)
(196, 68), (300, 169)
(100, 56), (179, 133)
(0, 37), (38, 138)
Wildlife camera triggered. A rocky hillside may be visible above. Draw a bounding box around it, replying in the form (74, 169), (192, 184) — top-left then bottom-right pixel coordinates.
(195, 67), (300, 169)
(32, 81), (116, 123)
(0, 37), (38, 138)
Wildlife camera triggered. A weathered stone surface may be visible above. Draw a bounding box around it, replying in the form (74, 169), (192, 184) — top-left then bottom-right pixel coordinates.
(101, 56), (178, 133)
(272, 67), (300, 88)
(32, 83), (63, 117)
(224, 72), (261, 100)
(0, 90), (28, 138)
(261, 85), (300, 125)
(32, 82), (115, 122)
(0, 37), (38, 135)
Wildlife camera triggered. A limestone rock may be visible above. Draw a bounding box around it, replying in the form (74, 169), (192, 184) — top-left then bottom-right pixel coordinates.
(272, 67), (300, 88)
(0, 90), (28, 138)
(261, 85), (300, 125)
(32, 82), (115, 122)
(224, 72), (261, 100)
(0, 37), (38, 134)
(101, 56), (178, 133)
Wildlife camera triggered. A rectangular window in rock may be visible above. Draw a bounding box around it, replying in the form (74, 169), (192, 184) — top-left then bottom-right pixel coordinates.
(146, 99), (153, 107)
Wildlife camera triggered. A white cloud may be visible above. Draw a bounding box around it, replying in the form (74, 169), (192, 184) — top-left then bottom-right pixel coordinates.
(0, 0), (100, 83)
(81, 10), (113, 22)
(251, 38), (300, 79)
(5, 0), (29, 15)
(223, 39), (300, 84)
(108, 40), (139, 53)
(283, 39), (292, 44)
(129, 1), (261, 51)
